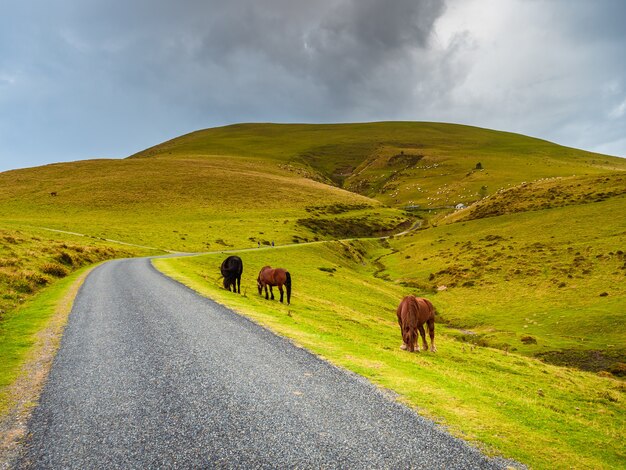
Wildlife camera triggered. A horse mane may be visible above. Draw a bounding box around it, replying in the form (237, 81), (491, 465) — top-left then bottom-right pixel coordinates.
(398, 296), (419, 351)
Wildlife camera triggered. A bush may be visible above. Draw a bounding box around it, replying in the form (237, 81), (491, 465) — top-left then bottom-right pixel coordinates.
(27, 272), (50, 286)
(521, 335), (537, 344)
(56, 251), (74, 266)
(41, 262), (69, 277)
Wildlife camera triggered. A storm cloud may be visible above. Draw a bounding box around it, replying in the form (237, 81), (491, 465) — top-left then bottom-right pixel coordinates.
(1, 0), (625, 171)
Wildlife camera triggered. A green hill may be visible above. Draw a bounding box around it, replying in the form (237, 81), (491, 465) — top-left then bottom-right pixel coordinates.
(130, 122), (626, 208)
(0, 156), (408, 252)
(1, 121), (625, 469)
(382, 174), (626, 369)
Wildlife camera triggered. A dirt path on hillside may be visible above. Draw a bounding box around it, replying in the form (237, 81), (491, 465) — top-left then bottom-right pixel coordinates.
(32, 218), (423, 258)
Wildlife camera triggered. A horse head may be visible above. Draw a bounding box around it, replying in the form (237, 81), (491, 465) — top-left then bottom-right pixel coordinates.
(402, 325), (417, 352)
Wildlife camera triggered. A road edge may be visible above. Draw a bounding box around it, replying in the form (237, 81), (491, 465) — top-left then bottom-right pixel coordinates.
(151, 257), (526, 470)
(0, 264), (99, 469)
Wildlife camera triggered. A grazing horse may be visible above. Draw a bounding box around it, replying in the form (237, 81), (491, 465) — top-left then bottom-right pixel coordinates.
(396, 295), (437, 352)
(257, 266), (291, 304)
(220, 255), (243, 293)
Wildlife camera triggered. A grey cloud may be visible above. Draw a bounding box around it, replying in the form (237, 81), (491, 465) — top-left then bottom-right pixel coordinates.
(1, 0), (625, 171)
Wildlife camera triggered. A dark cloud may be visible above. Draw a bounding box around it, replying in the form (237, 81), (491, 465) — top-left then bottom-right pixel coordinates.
(0, 0), (625, 171)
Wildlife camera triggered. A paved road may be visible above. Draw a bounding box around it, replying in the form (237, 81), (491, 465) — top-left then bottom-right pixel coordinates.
(17, 258), (516, 469)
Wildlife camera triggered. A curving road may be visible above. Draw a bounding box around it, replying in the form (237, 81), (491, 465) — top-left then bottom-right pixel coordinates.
(17, 258), (515, 469)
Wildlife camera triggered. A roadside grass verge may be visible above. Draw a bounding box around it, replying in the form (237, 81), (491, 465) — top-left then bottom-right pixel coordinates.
(154, 242), (625, 469)
(0, 225), (147, 322)
(0, 264), (94, 415)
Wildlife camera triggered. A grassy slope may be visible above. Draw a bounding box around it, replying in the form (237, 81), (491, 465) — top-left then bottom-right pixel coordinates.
(130, 122), (626, 207)
(0, 157), (407, 252)
(154, 242), (625, 470)
(0, 226), (146, 320)
(381, 186), (626, 370)
(1, 121), (625, 467)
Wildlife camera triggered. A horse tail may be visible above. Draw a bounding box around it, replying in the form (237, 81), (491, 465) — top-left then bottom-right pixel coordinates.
(425, 300), (437, 352)
(285, 271), (292, 305)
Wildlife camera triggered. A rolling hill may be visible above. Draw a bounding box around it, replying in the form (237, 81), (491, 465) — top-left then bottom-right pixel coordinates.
(0, 156), (408, 252)
(1, 121), (625, 469)
(130, 122), (626, 208)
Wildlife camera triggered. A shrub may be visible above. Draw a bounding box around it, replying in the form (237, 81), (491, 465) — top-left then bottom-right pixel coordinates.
(56, 251), (74, 266)
(41, 262), (69, 277)
(26, 272), (50, 286)
(608, 362), (626, 377)
(318, 267), (336, 273)
(10, 277), (34, 293)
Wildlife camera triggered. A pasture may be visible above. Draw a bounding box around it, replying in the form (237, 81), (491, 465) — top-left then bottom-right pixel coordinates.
(1, 121), (624, 468)
(130, 122), (626, 207)
(382, 175), (626, 372)
(0, 157), (408, 252)
(154, 239), (625, 470)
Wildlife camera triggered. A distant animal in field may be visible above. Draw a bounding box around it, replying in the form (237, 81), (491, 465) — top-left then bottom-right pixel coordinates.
(50, 192), (57, 196)
(220, 256), (243, 293)
(396, 295), (436, 352)
(257, 265), (291, 304)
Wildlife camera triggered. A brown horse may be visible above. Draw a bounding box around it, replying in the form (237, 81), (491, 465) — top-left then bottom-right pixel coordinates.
(396, 295), (436, 352)
(257, 266), (291, 304)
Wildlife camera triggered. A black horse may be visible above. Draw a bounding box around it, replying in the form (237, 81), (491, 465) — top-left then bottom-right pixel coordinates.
(220, 255), (243, 293)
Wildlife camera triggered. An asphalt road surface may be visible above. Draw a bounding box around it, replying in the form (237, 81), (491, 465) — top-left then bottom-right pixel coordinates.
(17, 258), (517, 469)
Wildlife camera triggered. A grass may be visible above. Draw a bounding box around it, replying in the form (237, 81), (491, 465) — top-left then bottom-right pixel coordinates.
(130, 122), (626, 207)
(0, 226), (146, 321)
(380, 176), (626, 373)
(1, 121), (625, 467)
(0, 264), (93, 414)
(0, 157), (407, 252)
(154, 240), (625, 469)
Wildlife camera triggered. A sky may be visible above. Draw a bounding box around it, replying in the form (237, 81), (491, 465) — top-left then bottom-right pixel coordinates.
(1, 0), (625, 172)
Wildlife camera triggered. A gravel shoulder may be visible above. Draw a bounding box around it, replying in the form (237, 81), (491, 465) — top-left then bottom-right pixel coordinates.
(16, 257), (520, 469)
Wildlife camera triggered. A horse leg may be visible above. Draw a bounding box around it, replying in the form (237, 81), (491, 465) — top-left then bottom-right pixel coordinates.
(397, 315), (407, 350)
(237, 275), (241, 294)
(428, 318), (437, 352)
(278, 285), (284, 303)
(264, 285), (269, 300)
(417, 324), (428, 351)
(270, 285), (275, 300)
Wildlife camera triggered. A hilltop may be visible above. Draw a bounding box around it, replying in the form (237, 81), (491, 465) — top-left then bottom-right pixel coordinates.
(130, 122), (626, 208)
